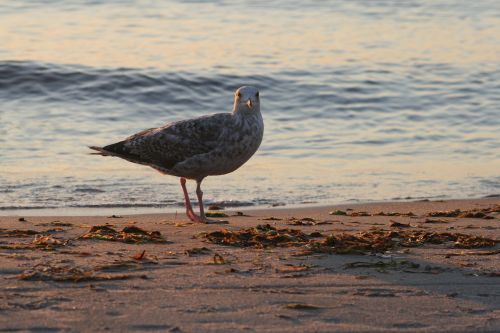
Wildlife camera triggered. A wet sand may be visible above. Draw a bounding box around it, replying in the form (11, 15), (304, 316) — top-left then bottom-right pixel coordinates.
(0, 198), (499, 332)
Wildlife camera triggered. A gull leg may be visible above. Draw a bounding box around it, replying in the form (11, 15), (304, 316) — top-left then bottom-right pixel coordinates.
(196, 179), (228, 224)
(180, 177), (203, 223)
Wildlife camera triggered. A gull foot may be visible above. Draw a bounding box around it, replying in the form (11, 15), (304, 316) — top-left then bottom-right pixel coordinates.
(186, 211), (228, 224)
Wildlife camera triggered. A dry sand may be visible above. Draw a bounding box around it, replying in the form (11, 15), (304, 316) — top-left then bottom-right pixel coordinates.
(0, 198), (499, 332)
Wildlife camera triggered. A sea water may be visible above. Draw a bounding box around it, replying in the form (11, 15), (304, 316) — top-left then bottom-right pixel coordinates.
(1, 0), (499, 215)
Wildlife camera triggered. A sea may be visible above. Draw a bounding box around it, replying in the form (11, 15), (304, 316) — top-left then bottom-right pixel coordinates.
(1, 0), (499, 215)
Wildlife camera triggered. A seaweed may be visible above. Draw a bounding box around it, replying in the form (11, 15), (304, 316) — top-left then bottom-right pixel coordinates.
(36, 221), (73, 227)
(0, 228), (39, 237)
(185, 247), (212, 256)
(284, 304), (321, 310)
(374, 212), (416, 217)
(287, 217), (332, 226)
(205, 212), (228, 218)
(79, 225), (167, 243)
(199, 224), (312, 248)
(261, 217), (282, 221)
(389, 221), (411, 228)
(427, 208), (496, 219)
(344, 260), (420, 273)
(306, 229), (498, 255)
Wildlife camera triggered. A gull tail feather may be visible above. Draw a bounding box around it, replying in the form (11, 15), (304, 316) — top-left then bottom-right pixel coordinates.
(88, 146), (112, 156)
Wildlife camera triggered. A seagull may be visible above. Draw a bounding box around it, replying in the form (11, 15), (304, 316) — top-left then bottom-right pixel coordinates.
(90, 86), (264, 223)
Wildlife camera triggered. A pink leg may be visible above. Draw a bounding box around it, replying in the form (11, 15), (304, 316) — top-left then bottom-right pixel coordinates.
(196, 180), (228, 224)
(180, 177), (204, 223)
(180, 178), (228, 224)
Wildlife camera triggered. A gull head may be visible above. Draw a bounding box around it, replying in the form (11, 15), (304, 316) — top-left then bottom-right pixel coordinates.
(233, 86), (260, 114)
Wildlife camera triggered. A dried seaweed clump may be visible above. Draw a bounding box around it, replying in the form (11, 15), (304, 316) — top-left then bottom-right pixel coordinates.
(79, 225), (166, 243)
(308, 229), (498, 254)
(310, 230), (396, 254)
(428, 208), (496, 219)
(199, 224), (311, 248)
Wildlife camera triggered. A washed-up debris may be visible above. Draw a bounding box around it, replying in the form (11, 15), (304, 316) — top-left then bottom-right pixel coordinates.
(428, 209), (495, 219)
(18, 217), (27, 222)
(287, 217), (332, 226)
(131, 250), (146, 260)
(79, 225), (167, 244)
(213, 253), (226, 264)
(261, 217), (282, 221)
(185, 247), (212, 256)
(18, 263), (145, 282)
(374, 211), (416, 217)
(199, 224), (312, 248)
(349, 211), (371, 217)
(107, 215), (123, 218)
(390, 221), (411, 228)
(35, 221), (73, 227)
(205, 212), (228, 218)
(344, 260), (420, 273)
(284, 304), (321, 310)
(208, 205), (223, 211)
(32, 235), (69, 250)
(0, 228), (39, 237)
(233, 211), (251, 217)
(428, 209), (462, 217)
(306, 229), (498, 255)
(331, 210), (416, 217)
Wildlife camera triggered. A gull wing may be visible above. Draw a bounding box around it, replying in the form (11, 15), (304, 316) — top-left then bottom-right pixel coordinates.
(94, 113), (230, 170)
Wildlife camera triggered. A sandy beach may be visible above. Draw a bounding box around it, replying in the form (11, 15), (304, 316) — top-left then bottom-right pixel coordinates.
(0, 198), (499, 332)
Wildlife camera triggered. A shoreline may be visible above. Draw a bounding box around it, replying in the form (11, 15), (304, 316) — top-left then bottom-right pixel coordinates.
(0, 197), (499, 332)
(1, 195), (499, 217)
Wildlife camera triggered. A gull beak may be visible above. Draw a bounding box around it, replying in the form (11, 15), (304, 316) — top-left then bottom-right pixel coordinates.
(246, 99), (253, 110)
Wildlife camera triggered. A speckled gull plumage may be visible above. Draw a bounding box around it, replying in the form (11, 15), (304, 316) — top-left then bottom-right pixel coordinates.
(90, 86), (264, 223)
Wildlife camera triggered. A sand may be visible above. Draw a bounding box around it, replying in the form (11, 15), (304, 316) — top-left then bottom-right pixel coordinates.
(0, 198), (499, 332)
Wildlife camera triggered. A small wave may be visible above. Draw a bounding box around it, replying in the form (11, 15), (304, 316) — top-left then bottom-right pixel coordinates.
(0, 61), (280, 107)
(0, 205), (59, 210)
(73, 187), (106, 193)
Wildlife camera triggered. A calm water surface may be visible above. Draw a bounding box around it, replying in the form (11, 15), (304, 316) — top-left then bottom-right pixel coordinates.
(1, 1), (499, 214)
